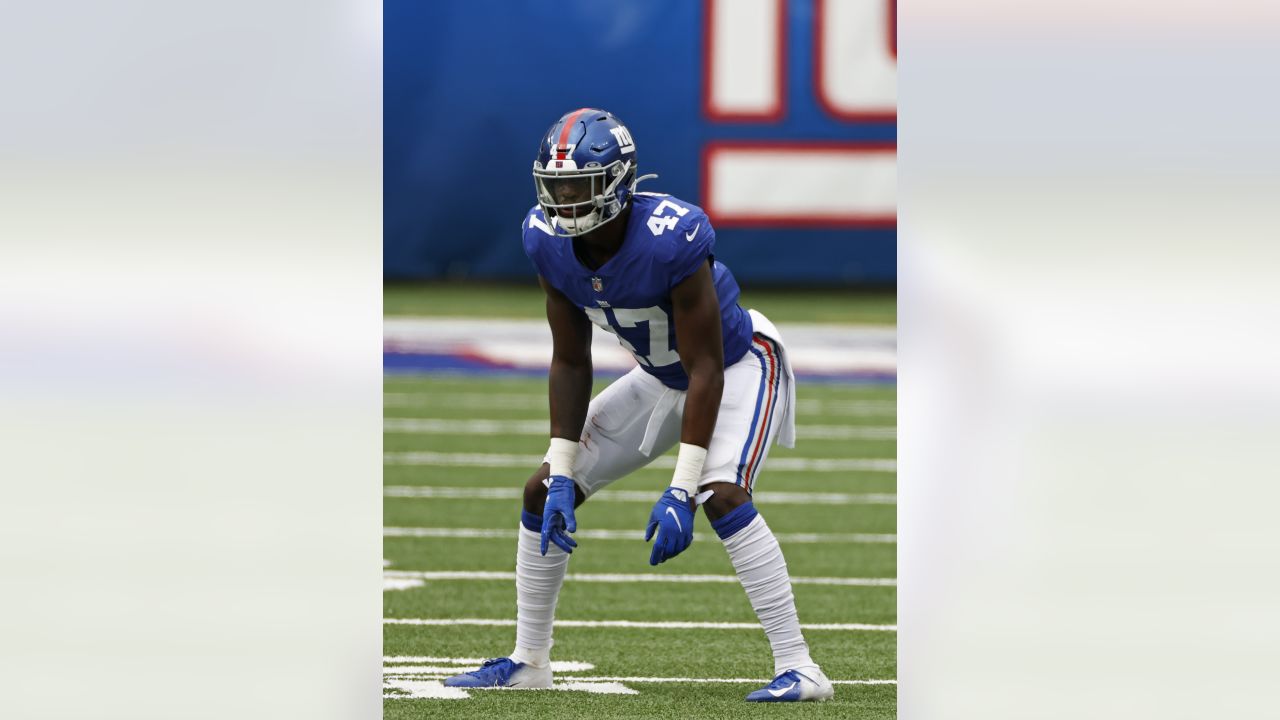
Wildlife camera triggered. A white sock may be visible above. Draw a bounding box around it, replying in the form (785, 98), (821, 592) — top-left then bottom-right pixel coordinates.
(720, 513), (815, 676)
(509, 523), (568, 668)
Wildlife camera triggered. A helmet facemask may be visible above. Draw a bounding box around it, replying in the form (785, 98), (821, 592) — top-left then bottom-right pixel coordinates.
(533, 159), (632, 237)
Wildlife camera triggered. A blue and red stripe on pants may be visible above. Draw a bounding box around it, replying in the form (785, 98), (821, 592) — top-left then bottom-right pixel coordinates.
(736, 335), (782, 492)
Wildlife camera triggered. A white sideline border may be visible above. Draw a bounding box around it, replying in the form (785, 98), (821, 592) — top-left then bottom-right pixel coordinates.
(384, 391), (895, 414)
(383, 657), (594, 671)
(384, 451), (896, 473)
(386, 674), (897, 686)
(383, 570), (896, 587)
(384, 526), (896, 544)
(383, 417), (896, 440)
(380, 642), (897, 701)
(383, 679), (638, 698)
(384, 577), (425, 591)
(383, 617), (896, 631)
(385, 663), (596, 674)
(383, 486), (898, 505)
(558, 676), (897, 686)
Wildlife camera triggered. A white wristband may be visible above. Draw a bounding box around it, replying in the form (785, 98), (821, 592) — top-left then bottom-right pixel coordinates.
(670, 443), (708, 496)
(547, 437), (579, 478)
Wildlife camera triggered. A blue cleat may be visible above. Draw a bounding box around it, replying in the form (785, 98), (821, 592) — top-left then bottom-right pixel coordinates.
(745, 667), (835, 702)
(442, 657), (552, 689)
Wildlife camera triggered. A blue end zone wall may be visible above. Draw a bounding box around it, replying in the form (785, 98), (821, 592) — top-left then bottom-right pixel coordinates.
(385, 0), (896, 285)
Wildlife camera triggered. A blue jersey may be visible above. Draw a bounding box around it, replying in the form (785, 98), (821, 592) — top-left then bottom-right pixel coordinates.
(522, 192), (754, 390)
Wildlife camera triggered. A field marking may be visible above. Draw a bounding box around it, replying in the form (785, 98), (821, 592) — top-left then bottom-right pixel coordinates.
(383, 679), (637, 699)
(795, 424), (895, 440)
(383, 657), (595, 672)
(383, 570), (895, 587)
(384, 577), (425, 591)
(383, 680), (469, 699)
(400, 674), (898, 686)
(381, 650), (897, 701)
(385, 665), (514, 675)
(384, 485), (897, 505)
(385, 451), (896, 473)
(384, 526), (896, 544)
(382, 675), (893, 700)
(797, 399), (895, 416)
(549, 681), (638, 694)
(380, 654), (631, 697)
(549, 675), (894, 686)
(384, 392), (894, 417)
(384, 617), (896, 631)
(384, 417), (895, 441)
(384, 392), (548, 410)
(381, 661), (596, 671)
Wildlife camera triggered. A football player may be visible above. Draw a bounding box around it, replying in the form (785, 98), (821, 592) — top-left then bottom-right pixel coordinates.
(444, 108), (833, 702)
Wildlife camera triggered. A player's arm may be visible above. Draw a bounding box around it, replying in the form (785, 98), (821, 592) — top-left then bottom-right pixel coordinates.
(538, 274), (592, 555)
(541, 274), (593, 441)
(671, 259), (725, 450)
(645, 259), (724, 565)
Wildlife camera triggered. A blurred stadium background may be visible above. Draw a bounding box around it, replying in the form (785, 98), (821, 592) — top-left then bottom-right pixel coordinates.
(384, 0), (896, 716)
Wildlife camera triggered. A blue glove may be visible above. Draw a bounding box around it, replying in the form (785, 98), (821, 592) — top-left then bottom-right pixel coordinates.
(541, 475), (578, 555)
(644, 487), (701, 565)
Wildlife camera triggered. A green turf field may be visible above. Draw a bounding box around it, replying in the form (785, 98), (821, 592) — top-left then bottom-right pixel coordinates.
(384, 373), (897, 717)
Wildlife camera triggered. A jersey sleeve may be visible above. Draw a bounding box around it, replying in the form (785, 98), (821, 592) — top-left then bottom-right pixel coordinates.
(665, 210), (716, 289)
(521, 205), (554, 277)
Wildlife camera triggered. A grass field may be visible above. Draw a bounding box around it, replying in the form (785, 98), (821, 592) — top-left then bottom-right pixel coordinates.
(383, 372), (897, 718)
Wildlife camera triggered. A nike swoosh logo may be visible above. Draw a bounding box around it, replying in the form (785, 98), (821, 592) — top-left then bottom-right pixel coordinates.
(685, 224), (699, 242)
(665, 506), (682, 532)
(768, 682), (797, 697)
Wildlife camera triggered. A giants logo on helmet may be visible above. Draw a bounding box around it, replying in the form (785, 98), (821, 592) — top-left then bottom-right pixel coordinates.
(608, 126), (635, 154)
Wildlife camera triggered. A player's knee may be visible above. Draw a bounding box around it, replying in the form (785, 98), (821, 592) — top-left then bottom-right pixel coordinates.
(701, 482), (750, 522)
(523, 464), (588, 515)
(523, 464), (551, 515)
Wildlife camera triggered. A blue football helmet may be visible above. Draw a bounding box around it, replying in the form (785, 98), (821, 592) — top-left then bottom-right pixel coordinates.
(533, 108), (656, 237)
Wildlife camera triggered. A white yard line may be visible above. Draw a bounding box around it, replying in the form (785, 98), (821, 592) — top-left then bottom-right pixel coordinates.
(384, 451), (896, 473)
(383, 680), (639, 698)
(550, 676), (896, 686)
(384, 392), (895, 417)
(382, 680), (471, 699)
(796, 424), (895, 440)
(384, 485), (897, 505)
(384, 417), (549, 433)
(383, 417), (895, 440)
(796, 399), (896, 416)
(544, 681), (638, 694)
(383, 617), (896, 631)
(383, 577), (425, 591)
(384, 393), (549, 410)
(384, 526), (896, 544)
(382, 570), (895, 587)
(384, 662), (595, 673)
(382, 657), (595, 672)
(381, 661), (596, 671)
(379, 643), (897, 700)
(387, 673), (896, 686)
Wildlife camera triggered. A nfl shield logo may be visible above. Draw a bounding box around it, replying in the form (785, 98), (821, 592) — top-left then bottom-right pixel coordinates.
(591, 276), (603, 292)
